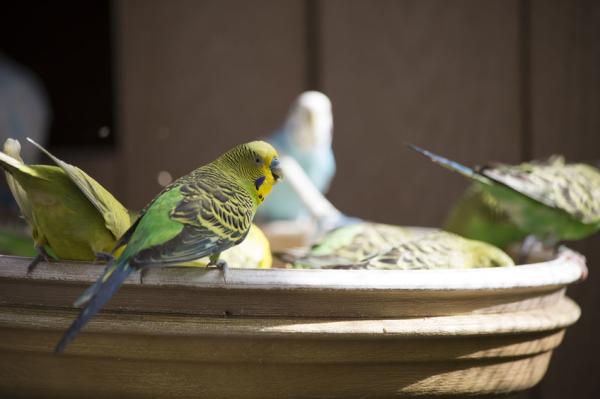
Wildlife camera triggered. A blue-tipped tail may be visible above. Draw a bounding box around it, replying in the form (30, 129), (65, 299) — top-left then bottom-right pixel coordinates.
(73, 262), (117, 307)
(406, 144), (490, 184)
(55, 261), (133, 354)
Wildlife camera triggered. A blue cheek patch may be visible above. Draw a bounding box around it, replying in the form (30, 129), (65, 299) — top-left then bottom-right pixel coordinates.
(255, 176), (266, 190)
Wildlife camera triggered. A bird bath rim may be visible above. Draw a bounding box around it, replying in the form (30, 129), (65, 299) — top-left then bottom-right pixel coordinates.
(0, 246), (585, 292)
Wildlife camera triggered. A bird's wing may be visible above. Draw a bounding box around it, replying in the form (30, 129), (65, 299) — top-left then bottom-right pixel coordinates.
(128, 174), (255, 268)
(409, 144), (600, 225)
(347, 232), (513, 270)
(26, 138), (130, 239)
(129, 224), (234, 267)
(483, 162), (600, 224)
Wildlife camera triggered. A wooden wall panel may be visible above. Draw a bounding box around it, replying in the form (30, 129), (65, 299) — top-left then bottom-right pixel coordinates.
(115, 0), (307, 209)
(530, 0), (600, 161)
(318, 0), (522, 227)
(529, 1), (600, 398)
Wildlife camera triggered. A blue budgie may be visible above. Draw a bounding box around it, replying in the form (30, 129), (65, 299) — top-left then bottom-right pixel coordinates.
(257, 91), (336, 221)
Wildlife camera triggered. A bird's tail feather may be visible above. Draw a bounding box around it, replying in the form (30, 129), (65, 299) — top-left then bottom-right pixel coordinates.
(407, 144), (491, 185)
(73, 262), (120, 307)
(55, 261), (133, 353)
(73, 278), (103, 308)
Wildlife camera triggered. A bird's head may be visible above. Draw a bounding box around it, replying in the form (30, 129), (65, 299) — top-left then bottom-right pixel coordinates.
(3, 138), (24, 162)
(283, 91), (333, 151)
(220, 140), (283, 203)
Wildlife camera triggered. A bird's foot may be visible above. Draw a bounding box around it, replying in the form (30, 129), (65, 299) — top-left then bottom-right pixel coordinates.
(94, 252), (114, 263)
(207, 253), (228, 283)
(27, 246), (52, 274)
(207, 259), (229, 283)
(215, 259), (229, 283)
(139, 267), (150, 285)
(516, 235), (541, 264)
(27, 255), (44, 275)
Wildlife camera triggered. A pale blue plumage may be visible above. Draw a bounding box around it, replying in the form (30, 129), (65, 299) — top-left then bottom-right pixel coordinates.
(257, 91), (336, 221)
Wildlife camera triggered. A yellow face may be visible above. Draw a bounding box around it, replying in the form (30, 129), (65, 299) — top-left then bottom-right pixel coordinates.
(243, 141), (283, 203)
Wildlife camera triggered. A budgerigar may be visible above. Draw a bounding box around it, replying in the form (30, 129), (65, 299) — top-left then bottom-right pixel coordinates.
(337, 231), (514, 270)
(0, 138), (131, 271)
(277, 222), (416, 268)
(410, 145), (600, 248)
(281, 230), (513, 270)
(56, 141), (282, 353)
(257, 91), (335, 221)
(445, 156), (568, 249)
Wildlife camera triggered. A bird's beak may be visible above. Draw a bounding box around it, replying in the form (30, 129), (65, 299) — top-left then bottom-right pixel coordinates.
(270, 157), (283, 182)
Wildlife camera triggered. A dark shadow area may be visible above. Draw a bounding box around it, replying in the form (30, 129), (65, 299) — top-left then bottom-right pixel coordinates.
(0, 0), (115, 148)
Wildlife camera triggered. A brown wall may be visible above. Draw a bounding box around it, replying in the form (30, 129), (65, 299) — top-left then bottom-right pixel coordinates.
(528, 1), (600, 398)
(61, 1), (599, 397)
(319, 0), (522, 225)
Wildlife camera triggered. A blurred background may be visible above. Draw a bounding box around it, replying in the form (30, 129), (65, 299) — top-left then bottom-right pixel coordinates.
(1, 0), (598, 397)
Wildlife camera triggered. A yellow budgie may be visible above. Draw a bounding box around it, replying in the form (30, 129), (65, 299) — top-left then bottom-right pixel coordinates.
(0, 138), (130, 271)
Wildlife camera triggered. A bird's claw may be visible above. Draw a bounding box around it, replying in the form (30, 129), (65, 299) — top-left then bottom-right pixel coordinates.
(516, 235), (540, 264)
(216, 259), (229, 283)
(208, 259), (229, 283)
(27, 255), (44, 275)
(27, 246), (52, 274)
(139, 268), (150, 285)
(94, 252), (114, 263)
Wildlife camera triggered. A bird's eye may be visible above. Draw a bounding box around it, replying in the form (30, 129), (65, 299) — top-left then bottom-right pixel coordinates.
(255, 157), (261, 164)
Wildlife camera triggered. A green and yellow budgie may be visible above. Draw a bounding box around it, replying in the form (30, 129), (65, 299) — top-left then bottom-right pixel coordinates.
(0, 138), (130, 270)
(410, 145), (600, 248)
(280, 226), (512, 270)
(444, 156), (570, 249)
(56, 141), (282, 353)
(278, 222), (415, 268)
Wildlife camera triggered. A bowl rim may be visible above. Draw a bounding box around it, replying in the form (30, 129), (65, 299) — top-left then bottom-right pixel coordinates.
(148, 246), (585, 291)
(0, 247), (585, 292)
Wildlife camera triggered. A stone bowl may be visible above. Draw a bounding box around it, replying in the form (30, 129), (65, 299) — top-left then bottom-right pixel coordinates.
(0, 246), (585, 398)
